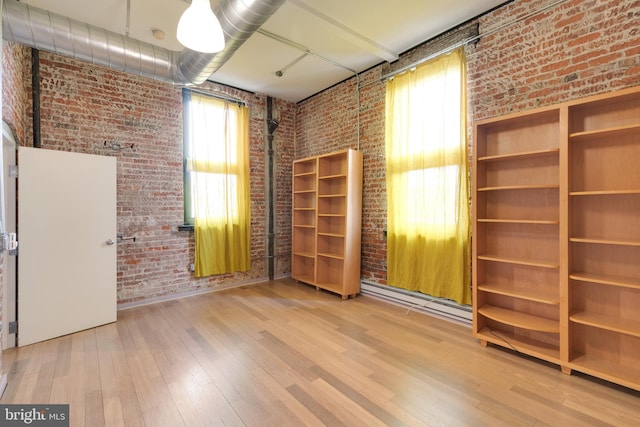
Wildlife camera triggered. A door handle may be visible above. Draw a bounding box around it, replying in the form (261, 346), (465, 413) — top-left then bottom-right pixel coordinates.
(106, 239), (115, 246)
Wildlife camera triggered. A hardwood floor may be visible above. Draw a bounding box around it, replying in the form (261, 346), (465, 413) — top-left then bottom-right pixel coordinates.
(1, 277), (639, 426)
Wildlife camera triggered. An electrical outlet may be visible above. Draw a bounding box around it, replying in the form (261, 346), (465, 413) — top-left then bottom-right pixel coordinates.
(189, 262), (195, 272)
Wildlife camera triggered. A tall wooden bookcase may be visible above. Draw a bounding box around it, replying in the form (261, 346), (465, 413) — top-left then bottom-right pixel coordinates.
(292, 149), (363, 299)
(473, 106), (563, 365)
(473, 86), (640, 391)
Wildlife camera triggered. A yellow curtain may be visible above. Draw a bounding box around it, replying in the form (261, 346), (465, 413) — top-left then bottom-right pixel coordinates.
(385, 47), (470, 305)
(186, 95), (250, 277)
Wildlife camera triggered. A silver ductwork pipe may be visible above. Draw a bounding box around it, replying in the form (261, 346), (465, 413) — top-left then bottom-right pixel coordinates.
(2, 0), (285, 85)
(180, 0), (286, 83)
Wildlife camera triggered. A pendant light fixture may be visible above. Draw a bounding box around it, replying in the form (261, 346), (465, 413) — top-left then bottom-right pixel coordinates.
(177, 0), (225, 53)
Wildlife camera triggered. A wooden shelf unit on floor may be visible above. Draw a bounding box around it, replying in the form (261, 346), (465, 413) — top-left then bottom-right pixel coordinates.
(292, 149), (363, 299)
(473, 106), (563, 365)
(473, 86), (640, 391)
(567, 88), (640, 391)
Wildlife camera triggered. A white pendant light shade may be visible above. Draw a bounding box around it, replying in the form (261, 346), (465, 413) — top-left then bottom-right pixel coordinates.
(177, 0), (225, 53)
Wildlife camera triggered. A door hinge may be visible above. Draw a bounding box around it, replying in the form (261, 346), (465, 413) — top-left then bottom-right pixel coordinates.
(0, 232), (18, 255)
(8, 164), (18, 178)
(8, 321), (17, 335)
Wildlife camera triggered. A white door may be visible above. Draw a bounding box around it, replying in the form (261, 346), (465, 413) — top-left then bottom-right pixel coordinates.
(1, 122), (17, 349)
(18, 147), (117, 347)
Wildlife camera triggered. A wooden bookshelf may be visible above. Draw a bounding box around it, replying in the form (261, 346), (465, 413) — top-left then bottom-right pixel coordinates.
(473, 85), (640, 391)
(292, 149), (363, 299)
(566, 87), (640, 391)
(473, 106), (562, 366)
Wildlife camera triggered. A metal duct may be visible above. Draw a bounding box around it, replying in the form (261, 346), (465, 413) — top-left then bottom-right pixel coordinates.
(2, 0), (285, 85)
(180, 0), (286, 84)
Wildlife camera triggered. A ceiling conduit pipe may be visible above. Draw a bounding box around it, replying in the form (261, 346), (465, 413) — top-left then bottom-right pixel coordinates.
(2, 0), (285, 85)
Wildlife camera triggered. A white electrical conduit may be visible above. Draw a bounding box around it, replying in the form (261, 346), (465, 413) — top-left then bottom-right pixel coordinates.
(257, 28), (362, 150)
(378, 0), (568, 82)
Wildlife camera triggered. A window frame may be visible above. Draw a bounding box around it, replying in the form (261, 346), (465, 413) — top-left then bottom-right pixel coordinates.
(183, 89), (194, 225)
(182, 89), (245, 226)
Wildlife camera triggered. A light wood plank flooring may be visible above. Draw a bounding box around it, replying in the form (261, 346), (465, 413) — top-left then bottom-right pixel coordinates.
(1, 278), (639, 426)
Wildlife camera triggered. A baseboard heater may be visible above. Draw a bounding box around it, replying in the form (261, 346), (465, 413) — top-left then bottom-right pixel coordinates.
(360, 281), (472, 325)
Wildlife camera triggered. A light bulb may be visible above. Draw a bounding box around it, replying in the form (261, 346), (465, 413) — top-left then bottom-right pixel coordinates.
(177, 0), (225, 53)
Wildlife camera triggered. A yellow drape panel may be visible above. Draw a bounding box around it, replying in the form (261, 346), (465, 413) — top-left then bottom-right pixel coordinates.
(385, 47), (471, 305)
(187, 95), (250, 277)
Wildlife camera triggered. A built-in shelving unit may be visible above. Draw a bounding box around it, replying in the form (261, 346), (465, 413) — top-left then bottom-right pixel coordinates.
(292, 157), (317, 285)
(566, 88), (640, 391)
(473, 86), (640, 391)
(473, 106), (562, 365)
(292, 149), (363, 299)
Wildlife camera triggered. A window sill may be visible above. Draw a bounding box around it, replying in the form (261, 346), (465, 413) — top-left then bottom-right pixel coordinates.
(178, 224), (194, 232)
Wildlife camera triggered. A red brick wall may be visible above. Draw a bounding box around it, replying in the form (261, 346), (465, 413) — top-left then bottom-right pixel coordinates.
(296, 68), (389, 284)
(296, 0), (640, 288)
(468, 0), (640, 120)
(2, 43), (31, 146)
(295, 79), (362, 158)
(272, 98), (295, 275)
(4, 0), (640, 305)
(2, 46), (296, 305)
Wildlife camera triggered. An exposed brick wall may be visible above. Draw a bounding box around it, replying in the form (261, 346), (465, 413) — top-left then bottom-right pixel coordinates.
(4, 0), (640, 306)
(296, 0), (640, 289)
(295, 79), (361, 158)
(296, 68), (389, 284)
(2, 43), (31, 146)
(468, 0), (640, 120)
(2, 46), (296, 305)
(272, 98), (295, 275)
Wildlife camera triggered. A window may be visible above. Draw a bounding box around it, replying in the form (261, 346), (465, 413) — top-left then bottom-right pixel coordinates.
(385, 47), (471, 305)
(183, 89), (251, 276)
(183, 90), (242, 224)
(405, 165), (460, 227)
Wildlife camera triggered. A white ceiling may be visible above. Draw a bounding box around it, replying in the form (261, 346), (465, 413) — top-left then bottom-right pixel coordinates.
(20, 0), (506, 102)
